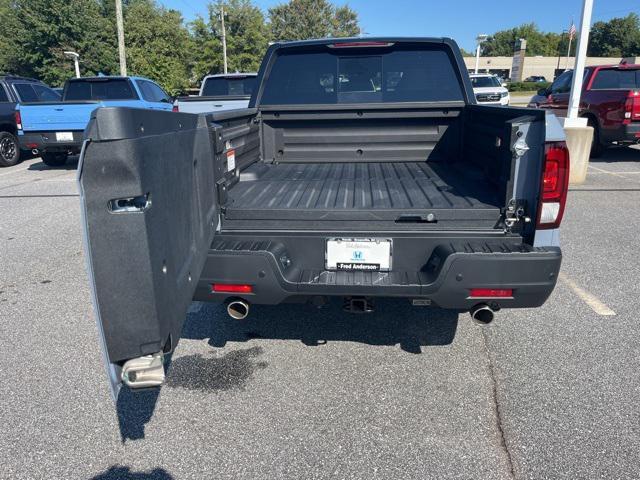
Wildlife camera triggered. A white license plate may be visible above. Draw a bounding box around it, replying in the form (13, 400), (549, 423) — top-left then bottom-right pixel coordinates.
(326, 239), (392, 271)
(56, 132), (74, 142)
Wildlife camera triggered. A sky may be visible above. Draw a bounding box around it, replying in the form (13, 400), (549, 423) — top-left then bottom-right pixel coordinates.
(160, 0), (639, 52)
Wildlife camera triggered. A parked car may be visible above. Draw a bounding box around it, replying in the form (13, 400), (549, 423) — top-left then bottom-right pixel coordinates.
(528, 64), (640, 156)
(16, 76), (173, 167)
(0, 75), (60, 167)
(469, 73), (510, 105)
(174, 73), (257, 113)
(78, 37), (568, 397)
(525, 76), (548, 83)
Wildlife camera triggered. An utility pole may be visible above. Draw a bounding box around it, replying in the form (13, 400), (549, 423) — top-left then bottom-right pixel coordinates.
(220, 5), (228, 74)
(115, 0), (127, 76)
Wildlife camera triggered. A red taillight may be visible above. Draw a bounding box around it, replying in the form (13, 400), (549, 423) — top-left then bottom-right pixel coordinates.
(328, 41), (394, 49)
(537, 142), (570, 230)
(15, 110), (22, 130)
(211, 283), (253, 293)
(172, 104), (179, 113)
(469, 288), (513, 298)
(623, 91), (640, 124)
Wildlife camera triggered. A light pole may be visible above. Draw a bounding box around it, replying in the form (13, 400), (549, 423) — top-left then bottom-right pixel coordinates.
(474, 34), (488, 74)
(566, 0), (594, 125)
(64, 51), (80, 78)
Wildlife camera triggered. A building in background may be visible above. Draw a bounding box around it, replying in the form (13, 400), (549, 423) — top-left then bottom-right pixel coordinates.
(464, 56), (637, 81)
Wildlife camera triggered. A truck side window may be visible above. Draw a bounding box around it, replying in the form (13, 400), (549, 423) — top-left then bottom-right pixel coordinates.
(0, 86), (8, 102)
(550, 72), (572, 94)
(32, 84), (60, 101)
(138, 80), (170, 102)
(14, 83), (38, 102)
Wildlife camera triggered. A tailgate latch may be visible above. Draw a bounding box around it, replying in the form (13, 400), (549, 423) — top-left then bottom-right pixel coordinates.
(503, 199), (531, 232)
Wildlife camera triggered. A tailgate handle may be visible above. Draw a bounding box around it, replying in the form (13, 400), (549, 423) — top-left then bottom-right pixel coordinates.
(108, 193), (152, 213)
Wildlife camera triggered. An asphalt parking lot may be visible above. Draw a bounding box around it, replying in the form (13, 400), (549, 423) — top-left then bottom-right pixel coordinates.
(1, 146), (639, 480)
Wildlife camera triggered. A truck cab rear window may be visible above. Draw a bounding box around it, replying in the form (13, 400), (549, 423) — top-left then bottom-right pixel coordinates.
(65, 79), (137, 101)
(202, 77), (256, 96)
(260, 47), (463, 105)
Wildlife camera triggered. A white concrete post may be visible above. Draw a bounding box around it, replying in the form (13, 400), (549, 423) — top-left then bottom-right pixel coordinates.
(565, 0), (594, 127)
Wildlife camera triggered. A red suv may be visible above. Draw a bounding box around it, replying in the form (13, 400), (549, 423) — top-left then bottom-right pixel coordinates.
(529, 64), (640, 156)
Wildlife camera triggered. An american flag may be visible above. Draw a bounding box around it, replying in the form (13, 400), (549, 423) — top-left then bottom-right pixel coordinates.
(568, 22), (576, 39)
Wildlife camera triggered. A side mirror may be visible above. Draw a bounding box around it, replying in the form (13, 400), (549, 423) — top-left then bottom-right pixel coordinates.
(502, 82), (508, 88)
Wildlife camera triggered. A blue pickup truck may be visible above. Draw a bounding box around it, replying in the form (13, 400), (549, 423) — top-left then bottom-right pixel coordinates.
(16, 76), (173, 166)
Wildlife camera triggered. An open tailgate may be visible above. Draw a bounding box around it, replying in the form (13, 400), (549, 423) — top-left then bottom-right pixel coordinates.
(78, 107), (220, 399)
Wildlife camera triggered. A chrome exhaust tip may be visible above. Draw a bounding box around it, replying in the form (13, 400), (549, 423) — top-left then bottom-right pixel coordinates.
(470, 304), (495, 325)
(227, 299), (250, 320)
(31, 149), (39, 155)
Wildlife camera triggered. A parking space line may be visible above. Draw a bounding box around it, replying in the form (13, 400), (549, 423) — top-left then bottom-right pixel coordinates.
(559, 272), (616, 316)
(588, 165), (629, 179)
(588, 171), (640, 175)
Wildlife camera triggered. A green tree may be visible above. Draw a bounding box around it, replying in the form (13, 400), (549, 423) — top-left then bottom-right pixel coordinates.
(482, 23), (562, 57)
(269, 0), (360, 41)
(589, 14), (640, 57)
(1, 0), (118, 85)
(190, 0), (270, 82)
(124, 0), (192, 95)
(0, 0), (21, 73)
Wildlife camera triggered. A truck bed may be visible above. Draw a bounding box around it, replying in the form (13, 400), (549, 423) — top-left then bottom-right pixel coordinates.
(225, 161), (502, 226)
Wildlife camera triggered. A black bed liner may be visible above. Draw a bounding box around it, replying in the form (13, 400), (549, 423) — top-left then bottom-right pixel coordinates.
(224, 161), (502, 225)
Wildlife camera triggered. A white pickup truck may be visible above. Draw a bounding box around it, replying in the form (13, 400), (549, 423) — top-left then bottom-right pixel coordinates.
(174, 73), (257, 114)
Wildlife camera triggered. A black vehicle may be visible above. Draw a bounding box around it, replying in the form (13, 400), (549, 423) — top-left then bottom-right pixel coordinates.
(78, 38), (569, 398)
(0, 75), (60, 167)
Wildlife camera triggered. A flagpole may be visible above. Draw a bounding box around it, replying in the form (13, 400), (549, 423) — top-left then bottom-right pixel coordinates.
(565, 20), (574, 69)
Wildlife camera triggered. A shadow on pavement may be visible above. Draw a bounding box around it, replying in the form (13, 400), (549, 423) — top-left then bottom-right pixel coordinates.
(116, 385), (161, 442)
(183, 298), (459, 354)
(27, 156), (79, 171)
(90, 466), (173, 480)
(590, 145), (640, 163)
(115, 299), (458, 440)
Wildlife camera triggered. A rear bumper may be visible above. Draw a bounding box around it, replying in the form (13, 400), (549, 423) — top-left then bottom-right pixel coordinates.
(18, 131), (84, 153)
(194, 235), (562, 310)
(622, 123), (640, 142)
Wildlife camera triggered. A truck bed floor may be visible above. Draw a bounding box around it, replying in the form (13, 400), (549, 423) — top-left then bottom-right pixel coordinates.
(225, 162), (502, 224)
